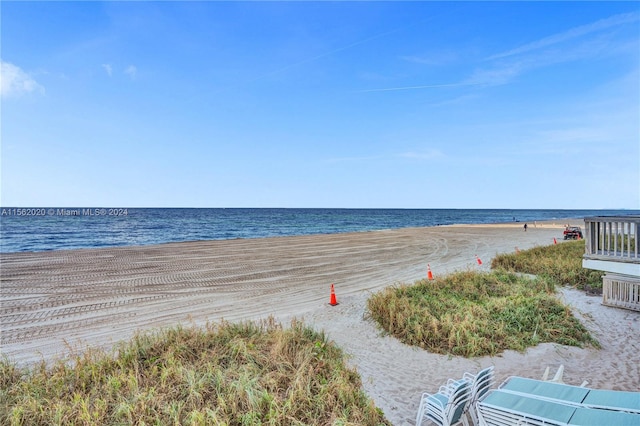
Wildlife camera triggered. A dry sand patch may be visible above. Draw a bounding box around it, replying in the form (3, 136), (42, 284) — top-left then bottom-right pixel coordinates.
(2, 220), (638, 425)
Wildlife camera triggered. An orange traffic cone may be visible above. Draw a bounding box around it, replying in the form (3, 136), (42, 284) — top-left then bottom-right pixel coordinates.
(476, 255), (482, 265)
(427, 264), (434, 280)
(553, 238), (557, 245)
(329, 284), (339, 306)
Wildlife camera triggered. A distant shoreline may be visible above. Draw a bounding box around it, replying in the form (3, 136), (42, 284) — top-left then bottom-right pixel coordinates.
(2, 207), (633, 253)
(1, 217), (586, 256)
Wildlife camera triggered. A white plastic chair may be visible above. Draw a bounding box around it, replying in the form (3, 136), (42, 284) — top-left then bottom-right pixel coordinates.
(416, 379), (472, 426)
(541, 364), (564, 383)
(462, 366), (495, 426)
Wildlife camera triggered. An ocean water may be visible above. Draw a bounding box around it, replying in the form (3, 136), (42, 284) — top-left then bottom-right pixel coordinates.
(0, 208), (637, 253)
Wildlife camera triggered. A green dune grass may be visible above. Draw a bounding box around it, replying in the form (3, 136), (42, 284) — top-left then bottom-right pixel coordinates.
(1, 318), (390, 426)
(491, 240), (603, 290)
(367, 241), (601, 357)
(367, 268), (598, 357)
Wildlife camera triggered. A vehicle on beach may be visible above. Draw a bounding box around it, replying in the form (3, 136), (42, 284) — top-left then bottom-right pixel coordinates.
(563, 226), (583, 240)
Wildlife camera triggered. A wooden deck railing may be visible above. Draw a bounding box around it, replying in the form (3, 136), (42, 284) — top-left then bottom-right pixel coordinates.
(583, 216), (640, 312)
(602, 274), (640, 312)
(583, 216), (640, 263)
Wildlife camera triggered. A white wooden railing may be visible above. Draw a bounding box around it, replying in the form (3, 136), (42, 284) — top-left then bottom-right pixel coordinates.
(583, 216), (640, 311)
(583, 216), (640, 262)
(601, 274), (640, 312)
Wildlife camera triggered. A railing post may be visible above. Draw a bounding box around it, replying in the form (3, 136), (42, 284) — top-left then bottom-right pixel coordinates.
(627, 222), (633, 258)
(597, 221), (601, 253)
(636, 220), (639, 259)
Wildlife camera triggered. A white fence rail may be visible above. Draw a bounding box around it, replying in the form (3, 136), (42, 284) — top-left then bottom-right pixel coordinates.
(602, 274), (640, 312)
(584, 216), (640, 262)
(583, 216), (640, 312)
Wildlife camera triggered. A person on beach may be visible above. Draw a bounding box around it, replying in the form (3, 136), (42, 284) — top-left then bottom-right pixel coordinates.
(524, 223), (528, 232)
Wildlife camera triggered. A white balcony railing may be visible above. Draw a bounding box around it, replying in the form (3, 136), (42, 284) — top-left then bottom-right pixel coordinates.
(583, 216), (640, 311)
(583, 216), (640, 264)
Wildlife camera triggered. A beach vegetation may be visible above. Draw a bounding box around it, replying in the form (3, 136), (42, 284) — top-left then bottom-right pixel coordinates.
(491, 240), (603, 290)
(0, 318), (391, 426)
(366, 270), (597, 357)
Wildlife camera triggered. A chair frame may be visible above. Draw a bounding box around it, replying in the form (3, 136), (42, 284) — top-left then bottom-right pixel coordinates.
(416, 366), (495, 426)
(416, 379), (472, 426)
(464, 366), (495, 426)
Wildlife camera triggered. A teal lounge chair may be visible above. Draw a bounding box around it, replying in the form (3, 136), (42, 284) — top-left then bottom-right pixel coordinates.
(580, 388), (640, 414)
(568, 406), (640, 425)
(477, 387), (640, 426)
(477, 389), (577, 425)
(499, 377), (589, 404)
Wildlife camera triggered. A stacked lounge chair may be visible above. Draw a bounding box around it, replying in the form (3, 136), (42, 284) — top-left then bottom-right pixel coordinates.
(476, 376), (640, 425)
(416, 366), (495, 426)
(416, 367), (640, 426)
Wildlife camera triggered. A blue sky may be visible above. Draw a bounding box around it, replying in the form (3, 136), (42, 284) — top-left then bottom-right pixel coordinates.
(2, 1), (639, 209)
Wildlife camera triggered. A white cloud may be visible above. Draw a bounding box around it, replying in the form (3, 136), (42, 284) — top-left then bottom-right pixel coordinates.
(425, 93), (481, 108)
(486, 11), (640, 61)
(397, 149), (444, 160)
(102, 63), (113, 76)
(356, 81), (481, 93)
(326, 154), (384, 163)
(465, 12), (640, 88)
(0, 61), (45, 97)
(465, 61), (526, 87)
(401, 50), (459, 66)
(361, 12), (639, 94)
(124, 65), (137, 79)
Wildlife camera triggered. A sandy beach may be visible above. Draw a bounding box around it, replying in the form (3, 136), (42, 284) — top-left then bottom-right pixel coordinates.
(1, 220), (639, 425)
